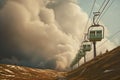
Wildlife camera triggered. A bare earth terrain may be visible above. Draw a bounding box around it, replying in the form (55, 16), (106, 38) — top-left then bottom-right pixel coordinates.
(66, 46), (120, 80)
(0, 64), (66, 80)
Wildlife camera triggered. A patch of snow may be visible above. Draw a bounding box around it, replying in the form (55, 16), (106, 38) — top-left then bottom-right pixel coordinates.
(4, 69), (14, 74)
(1, 73), (15, 77)
(33, 69), (46, 73)
(21, 72), (30, 75)
(104, 69), (114, 73)
(7, 65), (27, 72)
(17, 66), (27, 72)
(29, 68), (38, 72)
(7, 65), (15, 68)
(5, 75), (15, 77)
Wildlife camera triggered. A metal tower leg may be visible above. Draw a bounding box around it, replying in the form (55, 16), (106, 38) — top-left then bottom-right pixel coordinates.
(93, 41), (96, 58)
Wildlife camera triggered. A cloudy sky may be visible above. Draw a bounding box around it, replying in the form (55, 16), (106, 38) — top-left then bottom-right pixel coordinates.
(0, 0), (119, 70)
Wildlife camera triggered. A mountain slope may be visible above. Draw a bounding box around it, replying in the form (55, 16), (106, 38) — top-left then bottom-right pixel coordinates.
(0, 64), (66, 80)
(0, 46), (120, 80)
(66, 46), (120, 80)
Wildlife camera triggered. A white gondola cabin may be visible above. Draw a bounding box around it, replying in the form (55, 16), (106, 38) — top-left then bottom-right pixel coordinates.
(88, 25), (104, 41)
(82, 40), (92, 52)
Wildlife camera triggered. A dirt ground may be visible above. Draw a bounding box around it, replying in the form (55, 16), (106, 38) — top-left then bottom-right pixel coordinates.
(66, 46), (120, 80)
(0, 64), (66, 80)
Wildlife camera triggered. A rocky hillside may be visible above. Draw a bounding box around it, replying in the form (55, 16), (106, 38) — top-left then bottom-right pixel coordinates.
(0, 64), (66, 80)
(66, 46), (120, 80)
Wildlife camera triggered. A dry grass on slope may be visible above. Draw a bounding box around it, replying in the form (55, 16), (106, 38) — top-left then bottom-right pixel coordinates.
(67, 46), (120, 80)
(0, 64), (66, 80)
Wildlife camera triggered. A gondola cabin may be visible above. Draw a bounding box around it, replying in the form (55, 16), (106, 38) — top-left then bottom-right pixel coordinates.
(82, 41), (92, 52)
(88, 25), (104, 41)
